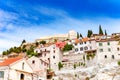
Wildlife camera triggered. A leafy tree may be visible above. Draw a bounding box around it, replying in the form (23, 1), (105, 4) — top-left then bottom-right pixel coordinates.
(99, 25), (104, 35)
(74, 64), (76, 69)
(62, 44), (74, 52)
(40, 40), (46, 45)
(87, 30), (93, 38)
(118, 61), (120, 66)
(22, 39), (26, 44)
(77, 32), (79, 39)
(58, 62), (63, 70)
(35, 42), (39, 47)
(105, 30), (107, 35)
(2, 51), (8, 55)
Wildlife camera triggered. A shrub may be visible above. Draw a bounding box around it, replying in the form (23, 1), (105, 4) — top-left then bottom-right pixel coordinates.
(118, 61), (120, 66)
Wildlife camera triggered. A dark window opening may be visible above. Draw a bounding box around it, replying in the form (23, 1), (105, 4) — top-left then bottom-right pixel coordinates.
(75, 48), (78, 52)
(117, 48), (120, 51)
(32, 60), (35, 64)
(112, 55), (114, 59)
(22, 62), (24, 70)
(20, 74), (24, 80)
(84, 46), (88, 50)
(105, 55), (107, 58)
(53, 50), (55, 53)
(80, 47), (83, 51)
(53, 56), (55, 59)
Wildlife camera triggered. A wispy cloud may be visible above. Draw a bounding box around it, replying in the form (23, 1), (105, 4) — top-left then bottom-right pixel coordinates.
(0, 1), (120, 54)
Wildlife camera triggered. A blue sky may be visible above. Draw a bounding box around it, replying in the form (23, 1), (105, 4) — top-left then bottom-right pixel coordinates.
(0, 0), (120, 53)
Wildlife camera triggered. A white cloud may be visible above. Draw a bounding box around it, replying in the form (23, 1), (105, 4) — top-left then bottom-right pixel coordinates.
(0, 7), (120, 54)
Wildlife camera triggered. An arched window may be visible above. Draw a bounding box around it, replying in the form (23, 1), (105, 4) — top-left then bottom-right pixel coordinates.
(80, 47), (83, 51)
(20, 74), (24, 80)
(84, 46), (88, 50)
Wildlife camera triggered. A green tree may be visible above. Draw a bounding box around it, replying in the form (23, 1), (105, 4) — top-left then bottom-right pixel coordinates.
(22, 39), (26, 44)
(80, 33), (83, 38)
(99, 25), (104, 35)
(74, 64), (76, 69)
(62, 44), (73, 52)
(105, 30), (107, 35)
(87, 30), (93, 38)
(77, 32), (80, 39)
(35, 42), (39, 47)
(40, 40), (46, 45)
(58, 62), (63, 70)
(118, 61), (120, 66)
(2, 51), (8, 55)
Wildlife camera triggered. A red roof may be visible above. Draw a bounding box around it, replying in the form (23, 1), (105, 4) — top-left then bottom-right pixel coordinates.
(0, 57), (22, 66)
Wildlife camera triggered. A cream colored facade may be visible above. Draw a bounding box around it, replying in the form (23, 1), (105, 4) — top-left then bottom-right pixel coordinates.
(96, 40), (120, 65)
(27, 56), (47, 80)
(0, 58), (34, 80)
(35, 30), (77, 43)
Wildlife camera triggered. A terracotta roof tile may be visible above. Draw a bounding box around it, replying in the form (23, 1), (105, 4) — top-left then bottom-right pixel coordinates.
(0, 57), (22, 66)
(82, 38), (89, 42)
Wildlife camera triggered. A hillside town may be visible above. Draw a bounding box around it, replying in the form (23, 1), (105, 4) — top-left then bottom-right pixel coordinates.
(0, 27), (120, 80)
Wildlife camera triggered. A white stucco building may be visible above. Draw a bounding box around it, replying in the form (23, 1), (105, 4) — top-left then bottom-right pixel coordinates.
(73, 38), (97, 54)
(96, 38), (120, 64)
(0, 57), (35, 80)
(34, 44), (63, 71)
(27, 56), (48, 80)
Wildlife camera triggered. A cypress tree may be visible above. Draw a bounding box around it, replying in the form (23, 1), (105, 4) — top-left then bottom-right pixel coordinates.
(80, 33), (83, 38)
(99, 25), (103, 35)
(77, 32), (80, 39)
(87, 30), (93, 38)
(105, 30), (107, 35)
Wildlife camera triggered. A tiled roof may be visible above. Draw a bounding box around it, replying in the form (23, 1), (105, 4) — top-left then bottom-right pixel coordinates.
(82, 38), (89, 42)
(0, 57), (22, 66)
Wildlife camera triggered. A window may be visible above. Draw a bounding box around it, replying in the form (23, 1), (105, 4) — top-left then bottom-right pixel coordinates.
(99, 49), (103, 52)
(20, 74), (24, 80)
(32, 60), (35, 64)
(22, 62), (24, 70)
(48, 58), (50, 61)
(53, 50), (55, 53)
(89, 41), (91, 44)
(84, 46), (88, 50)
(53, 56), (55, 59)
(90, 46), (92, 49)
(45, 49), (46, 52)
(108, 48), (111, 52)
(105, 55), (107, 58)
(75, 48), (78, 52)
(75, 44), (77, 46)
(99, 43), (102, 46)
(107, 42), (110, 45)
(80, 47), (83, 51)
(44, 53), (46, 57)
(117, 48), (120, 51)
(0, 71), (4, 78)
(112, 55), (114, 59)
